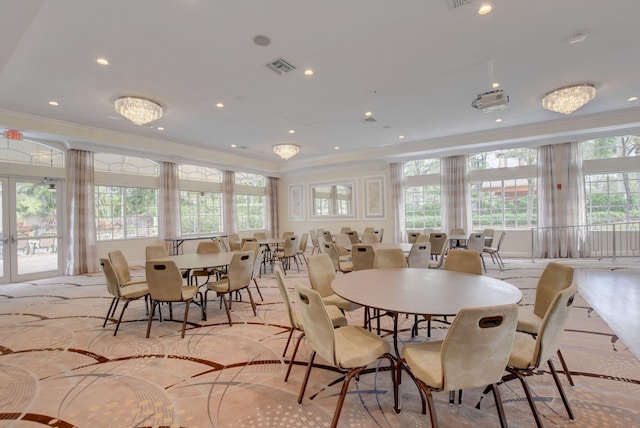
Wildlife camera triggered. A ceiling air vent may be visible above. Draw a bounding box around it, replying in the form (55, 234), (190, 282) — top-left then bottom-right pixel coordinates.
(447, 0), (471, 8)
(363, 116), (377, 123)
(266, 58), (296, 75)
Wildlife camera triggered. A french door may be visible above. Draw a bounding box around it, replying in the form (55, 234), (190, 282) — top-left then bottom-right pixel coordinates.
(0, 177), (64, 283)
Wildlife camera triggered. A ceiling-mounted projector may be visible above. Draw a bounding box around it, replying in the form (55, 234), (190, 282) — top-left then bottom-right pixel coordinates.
(472, 89), (509, 112)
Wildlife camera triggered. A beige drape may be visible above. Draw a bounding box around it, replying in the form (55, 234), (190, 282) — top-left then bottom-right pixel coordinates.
(266, 177), (279, 239)
(441, 155), (471, 234)
(159, 161), (180, 254)
(65, 149), (98, 275)
(223, 170), (236, 234)
(390, 163), (406, 243)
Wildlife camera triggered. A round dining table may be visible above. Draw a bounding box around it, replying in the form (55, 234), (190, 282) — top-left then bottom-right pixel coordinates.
(331, 268), (522, 354)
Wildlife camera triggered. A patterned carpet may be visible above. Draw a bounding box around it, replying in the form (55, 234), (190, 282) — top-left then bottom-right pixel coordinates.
(0, 257), (639, 427)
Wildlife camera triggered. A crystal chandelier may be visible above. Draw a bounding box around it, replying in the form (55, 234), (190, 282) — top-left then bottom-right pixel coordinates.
(542, 84), (596, 115)
(114, 96), (163, 125)
(273, 144), (299, 160)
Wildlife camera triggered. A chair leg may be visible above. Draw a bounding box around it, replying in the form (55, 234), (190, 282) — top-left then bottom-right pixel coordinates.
(490, 383), (508, 428)
(331, 367), (365, 428)
(285, 331), (305, 382)
(181, 299), (191, 338)
(103, 297), (118, 327)
(283, 329), (294, 357)
(297, 350), (317, 404)
(293, 256), (300, 273)
(506, 367), (544, 428)
(414, 379), (439, 428)
(245, 287), (257, 316)
(146, 301), (158, 338)
(253, 278), (264, 301)
(113, 299), (130, 336)
(548, 359), (575, 421)
(199, 290), (206, 321)
(557, 348), (575, 386)
(221, 293), (233, 326)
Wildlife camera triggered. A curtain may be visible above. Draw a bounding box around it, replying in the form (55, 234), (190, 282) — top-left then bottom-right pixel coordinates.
(266, 176), (279, 239)
(159, 161), (180, 253)
(65, 149), (98, 275)
(537, 142), (589, 257)
(223, 170), (236, 234)
(390, 163), (406, 243)
(441, 155), (470, 234)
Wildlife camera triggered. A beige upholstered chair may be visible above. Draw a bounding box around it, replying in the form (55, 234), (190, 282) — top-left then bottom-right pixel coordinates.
(100, 258), (149, 336)
(297, 232), (309, 265)
(427, 244), (448, 269)
(401, 304), (518, 428)
(347, 230), (359, 244)
(241, 240), (259, 257)
(517, 261), (575, 386)
(307, 253), (360, 312)
(145, 260), (200, 338)
(483, 231), (506, 270)
(217, 237), (228, 252)
(351, 244), (375, 271)
(361, 233), (379, 244)
(450, 227), (466, 248)
(240, 237), (257, 249)
(415, 233), (430, 243)
(408, 232), (421, 243)
(507, 284), (578, 427)
(228, 233), (242, 251)
(294, 284), (395, 428)
(145, 244), (169, 260)
(374, 248), (408, 269)
(373, 228), (384, 242)
(444, 249), (483, 275)
(483, 228), (495, 247)
(108, 250), (147, 287)
(322, 241), (353, 273)
(407, 242), (432, 268)
(191, 240), (222, 285)
(466, 233), (487, 272)
(205, 251), (256, 325)
(274, 266), (347, 382)
(363, 227), (374, 235)
(254, 231), (268, 240)
(429, 233), (448, 260)
(309, 229), (320, 255)
(333, 233), (352, 255)
(275, 235), (300, 274)
(322, 230), (334, 243)
(340, 226), (351, 234)
(282, 231), (295, 239)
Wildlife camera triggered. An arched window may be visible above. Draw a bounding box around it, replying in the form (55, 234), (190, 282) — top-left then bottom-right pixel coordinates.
(0, 138), (64, 167)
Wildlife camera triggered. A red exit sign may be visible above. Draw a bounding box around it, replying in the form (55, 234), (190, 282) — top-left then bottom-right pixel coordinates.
(4, 130), (23, 140)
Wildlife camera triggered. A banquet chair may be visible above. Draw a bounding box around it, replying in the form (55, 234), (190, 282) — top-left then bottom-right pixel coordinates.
(416, 233), (430, 243)
(242, 240), (260, 257)
(191, 240), (222, 286)
(296, 232), (309, 265)
(282, 231), (295, 239)
(444, 249), (483, 275)
(407, 242), (432, 268)
(351, 244), (375, 271)
(466, 233), (487, 273)
(145, 244), (169, 260)
(254, 231), (268, 240)
(408, 231), (421, 243)
(517, 261), (575, 386)
(145, 260), (201, 338)
(347, 230), (359, 244)
(275, 266), (348, 382)
(374, 228), (384, 242)
(228, 233), (242, 251)
(340, 226), (352, 234)
(108, 250), (147, 287)
(307, 253), (361, 313)
(374, 248), (408, 269)
(217, 237), (228, 252)
(100, 258), (149, 336)
(275, 235), (300, 274)
(322, 241), (353, 273)
(484, 231), (506, 270)
(363, 226), (374, 235)
(400, 303), (518, 428)
(309, 229), (320, 255)
(322, 230), (334, 243)
(483, 228), (495, 247)
(333, 234), (352, 256)
(427, 244), (448, 269)
(450, 228), (466, 248)
(429, 233), (448, 260)
(205, 251), (256, 325)
(361, 233), (379, 244)
(294, 284), (396, 428)
(507, 284), (578, 427)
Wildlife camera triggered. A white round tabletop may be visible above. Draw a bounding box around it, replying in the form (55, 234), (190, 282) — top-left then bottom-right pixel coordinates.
(331, 268), (522, 316)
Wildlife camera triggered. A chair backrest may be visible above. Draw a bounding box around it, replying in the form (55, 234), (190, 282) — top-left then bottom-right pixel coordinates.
(145, 260), (184, 301)
(429, 244), (449, 269)
(374, 228), (384, 242)
(295, 284), (337, 366)
(494, 231), (506, 250)
(100, 258), (122, 297)
(415, 233), (430, 243)
(197, 241), (221, 254)
(252, 245), (266, 278)
(363, 227), (374, 235)
(108, 250), (133, 283)
(408, 232), (421, 243)
(275, 265), (300, 330)
(283, 235), (299, 257)
(228, 233), (242, 251)
(441, 304), (518, 391)
(444, 249), (483, 275)
(407, 242), (432, 268)
(334, 234), (351, 251)
(309, 229), (319, 246)
(321, 242), (341, 271)
(340, 227), (351, 234)
(466, 233), (485, 253)
(483, 228), (495, 246)
(374, 248), (408, 269)
(533, 284), (578, 367)
(351, 245), (375, 271)
(254, 231), (268, 240)
(533, 262), (574, 318)
(298, 232), (309, 252)
(307, 253), (336, 297)
(347, 230), (359, 244)
(217, 238), (228, 252)
(429, 233), (448, 256)
(146, 245), (169, 260)
(322, 230), (333, 242)
(240, 237), (257, 249)
(450, 228), (466, 236)
(242, 240), (260, 257)
(361, 233), (379, 244)
(227, 251), (254, 292)
(282, 231), (295, 239)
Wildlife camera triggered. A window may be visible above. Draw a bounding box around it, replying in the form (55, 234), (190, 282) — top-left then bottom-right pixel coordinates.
(310, 182), (355, 218)
(585, 172), (640, 224)
(235, 172), (266, 230)
(469, 148), (536, 170)
(178, 164), (222, 182)
(470, 179), (537, 229)
(94, 153), (158, 175)
(96, 186), (158, 240)
(404, 159), (441, 229)
(583, 136), (639, 160)
(0, 138), (64, 167)
(178, 165), (223, 235)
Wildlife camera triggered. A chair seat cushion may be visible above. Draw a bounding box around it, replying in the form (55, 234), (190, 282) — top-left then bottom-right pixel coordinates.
(122, 277), (146, 286)
(339, 261), (354, 272)
(207, 278), (230, 293)
(507, 331), (536, 369)
(120, 282), (149, 299)
(335, 325), (390, 368)
(181, 285), (199, 301)
(323, 294), (361, 311)
(402, 341), (444, 389)
(517, 310), (542, 335)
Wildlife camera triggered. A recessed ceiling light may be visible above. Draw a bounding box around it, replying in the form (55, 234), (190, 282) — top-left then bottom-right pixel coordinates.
(216, 103), (224, 108)
(478, 3), (493, 14)
(364, 111), (373, 117)
(492, 82), (500, 89)
(628, 96), (638, 102)
(288, 129), (295, 134)
(304, 69), (314, 76)
(399, 135), (405, 139)
(48, 101), (59, 106)
(231, 144), (237, 148)
(334, 146), (340, 150)
(157, 127), (164, 131)
(96, 58), (109, 65)
(495, 118), (502, 123)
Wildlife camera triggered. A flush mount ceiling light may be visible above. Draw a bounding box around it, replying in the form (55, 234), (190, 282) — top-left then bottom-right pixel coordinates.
(273, 144), (299, 160)
(114, 96), (163, 125)
(542, 84), (596, 115)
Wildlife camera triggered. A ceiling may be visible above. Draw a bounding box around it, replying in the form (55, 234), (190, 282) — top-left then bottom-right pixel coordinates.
(1, 0), (640, 175)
